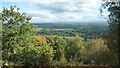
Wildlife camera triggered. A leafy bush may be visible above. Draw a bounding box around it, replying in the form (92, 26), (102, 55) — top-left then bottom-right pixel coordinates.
(83, 38), (115, 65)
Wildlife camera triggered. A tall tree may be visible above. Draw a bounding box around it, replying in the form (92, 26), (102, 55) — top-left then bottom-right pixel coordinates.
(0, 15), (2, 67)
(1, 6), (35, 66)
(84, 39), (114, 65)
(101, 0), (120, 66)
(65, 35), (84, 62)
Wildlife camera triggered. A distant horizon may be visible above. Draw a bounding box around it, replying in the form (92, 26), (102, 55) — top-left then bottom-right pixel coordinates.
(31, 21), (108, 24)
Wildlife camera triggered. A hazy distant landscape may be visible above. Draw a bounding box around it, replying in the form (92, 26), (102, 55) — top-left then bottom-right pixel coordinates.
(34, 23), (108, 40)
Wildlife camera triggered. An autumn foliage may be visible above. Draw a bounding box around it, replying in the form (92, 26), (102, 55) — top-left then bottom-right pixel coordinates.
(1, 6), (115, 66)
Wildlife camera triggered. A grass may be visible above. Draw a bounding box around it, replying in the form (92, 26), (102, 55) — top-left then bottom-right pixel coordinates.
(64, 29), (77, 31)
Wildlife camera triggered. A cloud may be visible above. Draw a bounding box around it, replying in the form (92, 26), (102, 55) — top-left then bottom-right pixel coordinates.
(27, 11), (53, 19)
(2, 0), (105, 22)
(0, 0), (100, 2)
(58, 12), (82, 21)
(26, 0), (106, 23)
(27, 11), (83, 22)
(29, 2), (92, 13)
(27, 11), (60, 22)
(20, 0), (101, 13)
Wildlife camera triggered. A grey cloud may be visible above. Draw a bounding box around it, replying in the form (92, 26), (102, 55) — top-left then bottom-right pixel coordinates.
(37, 2), (68, 12)
(35, 2), (89, 13)
(26, 1), (104, 22)
(27, 11), (50, 19)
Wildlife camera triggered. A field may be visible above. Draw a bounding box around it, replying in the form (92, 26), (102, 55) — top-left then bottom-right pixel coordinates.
(34, 23), (108, 41)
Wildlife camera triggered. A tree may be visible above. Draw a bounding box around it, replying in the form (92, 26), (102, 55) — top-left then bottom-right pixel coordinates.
(1, 6), (35, 66)
(101, 0), (120, 66)
(45, 35), (67, 62)
(65, 35), (84, 63)
(0, 16), (2, 67)
(33, 35), (54, 65)
(84, 38), (114, 65)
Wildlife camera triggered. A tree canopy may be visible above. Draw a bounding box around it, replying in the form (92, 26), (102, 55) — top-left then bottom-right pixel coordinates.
(101, 0), (120, 66)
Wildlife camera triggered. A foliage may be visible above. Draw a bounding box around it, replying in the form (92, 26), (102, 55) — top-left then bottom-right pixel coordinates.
(65, 35), (85, 63)
(101, 0), (120, 65)
(45, 35), (67, 62)
(1, 6), (36, 66)
(83, 38), (115, 65)
(33, 35), (54, 65)
(34, 35), (47, 45)
(0, 12), (1, 48)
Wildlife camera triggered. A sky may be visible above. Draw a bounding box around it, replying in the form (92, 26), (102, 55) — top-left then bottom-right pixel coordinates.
(0, 0), (109, 23)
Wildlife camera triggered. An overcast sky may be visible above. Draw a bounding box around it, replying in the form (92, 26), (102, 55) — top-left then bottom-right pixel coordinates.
(0, 0), (108, 23)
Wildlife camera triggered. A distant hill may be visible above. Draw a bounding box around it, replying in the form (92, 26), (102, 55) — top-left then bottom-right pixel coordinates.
(32, 21), (107, 24)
